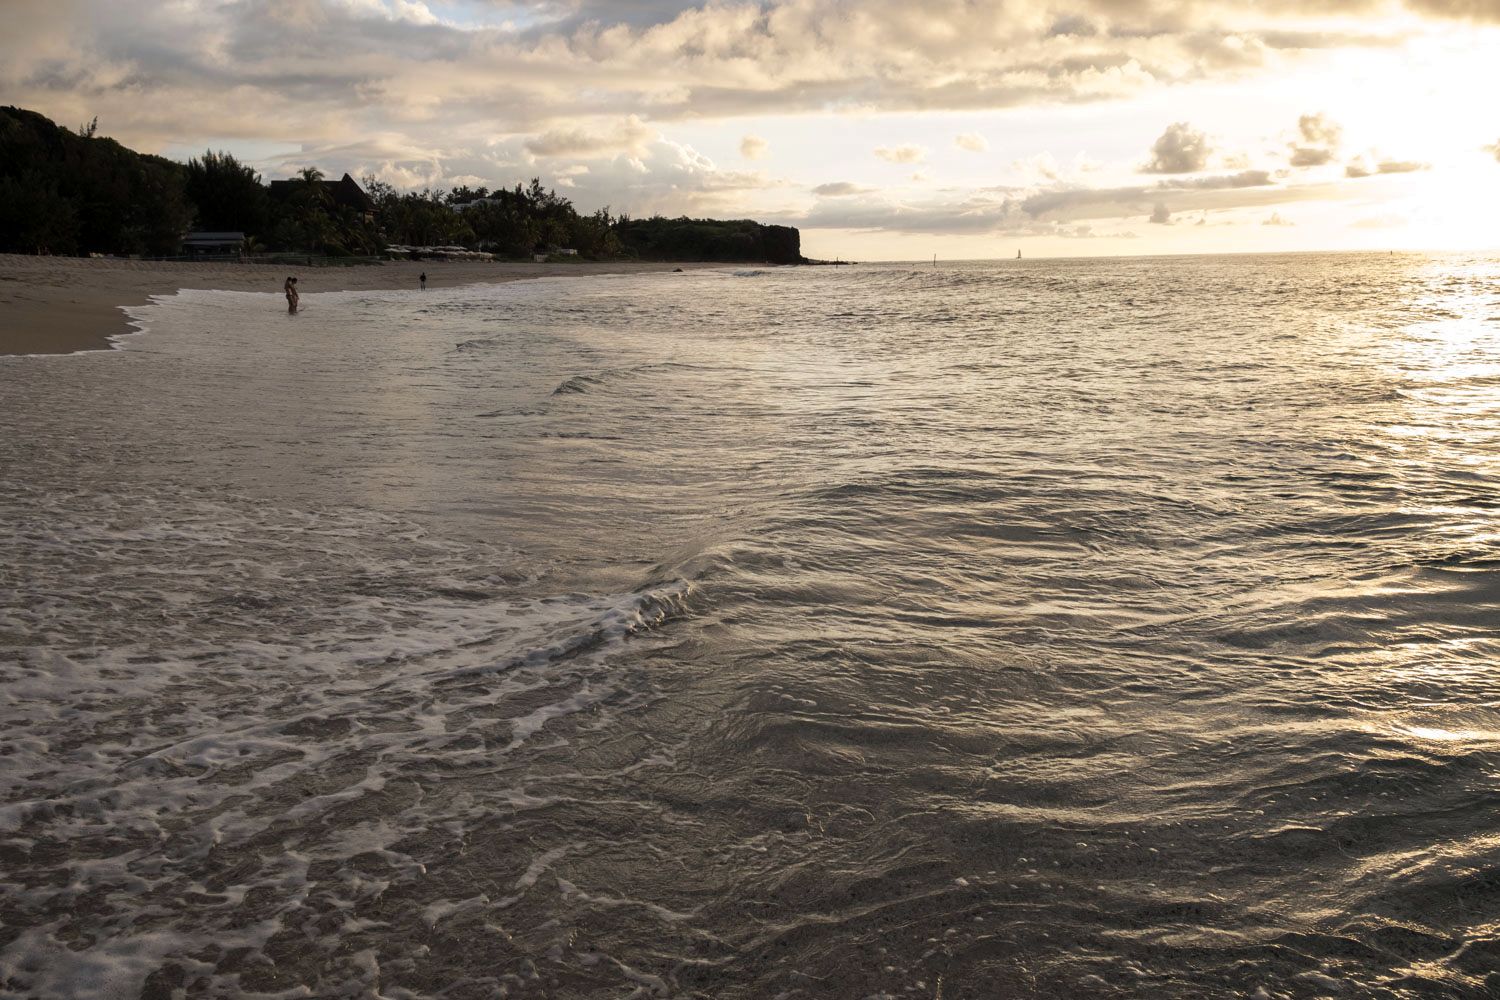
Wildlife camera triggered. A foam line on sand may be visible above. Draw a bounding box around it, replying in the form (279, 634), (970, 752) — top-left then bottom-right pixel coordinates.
(0, 255), (719, 357)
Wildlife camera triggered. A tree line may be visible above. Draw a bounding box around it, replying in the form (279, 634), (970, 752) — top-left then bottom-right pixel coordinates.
(0, 106), (802, 264)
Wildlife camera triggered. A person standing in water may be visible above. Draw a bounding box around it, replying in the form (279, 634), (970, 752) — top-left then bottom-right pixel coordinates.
(419, 271), (427, 291)
(284, 276), (299, 315)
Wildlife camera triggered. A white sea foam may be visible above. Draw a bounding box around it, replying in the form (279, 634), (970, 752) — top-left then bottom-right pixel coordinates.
(0, 457), (689, 997)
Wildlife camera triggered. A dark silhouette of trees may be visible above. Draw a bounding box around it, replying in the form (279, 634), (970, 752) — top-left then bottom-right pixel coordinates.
(284, 167), (334, 251)
(0, 106), (191, 255)
(1, 105), (802, 263)
(0, 171), (77, 254)
(367, 183), (473, 249)
(184, 150), (270, 234)
(613, 216), (802, 264)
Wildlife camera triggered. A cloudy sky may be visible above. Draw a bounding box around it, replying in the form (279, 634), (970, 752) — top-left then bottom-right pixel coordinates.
(5, 0), (1498, 259)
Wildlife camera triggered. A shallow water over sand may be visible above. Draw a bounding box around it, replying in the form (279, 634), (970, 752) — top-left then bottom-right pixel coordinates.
(3, 254), (1500, 998)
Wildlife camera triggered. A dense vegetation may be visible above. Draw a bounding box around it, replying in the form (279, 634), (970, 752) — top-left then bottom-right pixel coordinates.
(381, 180), (625, 260)
(0, 109), (192, 256)
(0, 106), (803, 263)
(614, 216), (802, 263)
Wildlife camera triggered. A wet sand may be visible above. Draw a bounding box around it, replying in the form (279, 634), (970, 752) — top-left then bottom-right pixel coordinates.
(0, 255), (716, 356)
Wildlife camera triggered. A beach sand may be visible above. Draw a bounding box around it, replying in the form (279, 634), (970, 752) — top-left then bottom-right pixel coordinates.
(0, 255), (715, 356)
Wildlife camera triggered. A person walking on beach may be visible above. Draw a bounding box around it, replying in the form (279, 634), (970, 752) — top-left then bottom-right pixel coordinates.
(419, 271), (427, 291)
(284, 276), (299, 315)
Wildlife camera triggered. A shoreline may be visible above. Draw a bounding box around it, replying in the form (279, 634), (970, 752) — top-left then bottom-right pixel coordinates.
(0, 256), (724, 357)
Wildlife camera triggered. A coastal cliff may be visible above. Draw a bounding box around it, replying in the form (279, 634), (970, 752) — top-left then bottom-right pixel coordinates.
(613, 217), (803, 265)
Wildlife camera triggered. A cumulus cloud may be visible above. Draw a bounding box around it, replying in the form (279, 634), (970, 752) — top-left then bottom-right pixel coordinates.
(1297, 113), (1343, 147)
(1150, 201), (1172, 224)
(1290, 147), (1337, 167)
(740, 134), (769, 160)
(1075, 153), (1104, 173)
(525, 116), (657, 157)
(0, 0), (1465, 160)
(1289, 112), (1341, 167)
(555, 138), (783, 216)
(1263, 211), (1294, 225)
(875, 144), (927, 164)
(1014, 153), (1062, 182)
(262, 133), (464, 189)
(1144, 122), (1211, 174)
(0, 0), (1478, 233)
(955, 132), (989, 152)
(1484, 140), (1500, 162)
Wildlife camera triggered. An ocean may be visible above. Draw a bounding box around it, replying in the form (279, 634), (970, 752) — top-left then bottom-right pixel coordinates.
(2, 253), (1499, 998)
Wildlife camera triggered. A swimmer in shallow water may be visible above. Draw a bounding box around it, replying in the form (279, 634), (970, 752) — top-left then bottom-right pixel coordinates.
(284, 276), (299, 315)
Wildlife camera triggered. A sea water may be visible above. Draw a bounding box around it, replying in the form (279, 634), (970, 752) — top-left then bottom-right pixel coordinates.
(2, 254), (1499, 998)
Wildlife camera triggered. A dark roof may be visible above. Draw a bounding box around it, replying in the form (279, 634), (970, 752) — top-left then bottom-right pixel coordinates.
(268, 173), (375, 214)
(329, 173), (375, 213)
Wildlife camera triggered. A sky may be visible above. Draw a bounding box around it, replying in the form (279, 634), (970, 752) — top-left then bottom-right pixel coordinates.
(3, 0), (1499, 260)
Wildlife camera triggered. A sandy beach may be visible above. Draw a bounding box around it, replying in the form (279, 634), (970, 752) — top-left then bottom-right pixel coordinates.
(0, 255), (719, 356)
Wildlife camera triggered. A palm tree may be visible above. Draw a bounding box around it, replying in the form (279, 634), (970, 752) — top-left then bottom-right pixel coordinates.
(290, 167), (334, 251)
